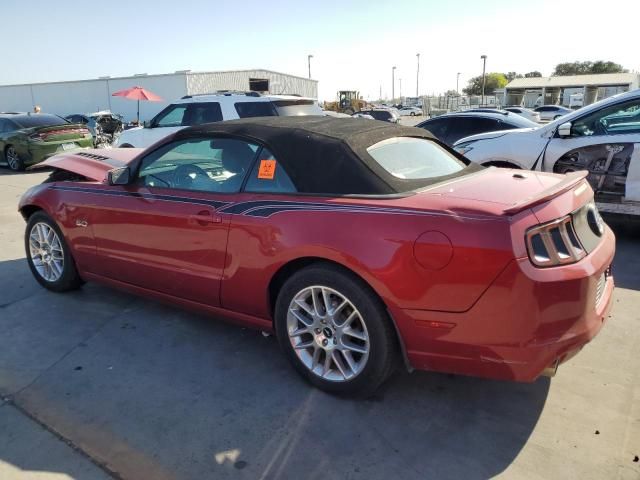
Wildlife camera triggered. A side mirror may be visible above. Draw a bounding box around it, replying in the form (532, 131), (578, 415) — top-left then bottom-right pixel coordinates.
(557, 122), (572, 137)
(106, 167), (131, 185)
(143, 120), (150, 128)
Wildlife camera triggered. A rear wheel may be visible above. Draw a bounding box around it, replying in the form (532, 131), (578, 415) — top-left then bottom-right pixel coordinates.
(275, 264), (397, 397)
(6, 146), (24, 171)
(25, 211), (83, 292)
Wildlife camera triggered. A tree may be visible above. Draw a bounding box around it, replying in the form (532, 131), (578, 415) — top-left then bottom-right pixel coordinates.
(443, 89), (459, 97)
(525, 71), (542, 78)
(462, 73), (508, 96)
(553, 61), (627, 76)
(506, 72), (522, 82)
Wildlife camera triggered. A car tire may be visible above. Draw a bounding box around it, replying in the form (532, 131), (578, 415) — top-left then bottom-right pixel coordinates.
(274, 264), (398, 397)
(5, 145), (25, 171)
(410, 112), (416, 116)
(25, 211), (83, 292)
(119, 144), (134, 148)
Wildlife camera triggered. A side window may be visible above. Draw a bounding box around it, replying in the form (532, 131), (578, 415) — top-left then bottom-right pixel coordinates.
(0, 119), (7, 133)
(498, 120), (521, 131)
(448, 117), (499, 143)
(183, 103), (222, 125)
(137, 137), (258, 193)
(371, 111), (389, 121)
(571, 99), (640, 137)
(421, 118), (449, 142)
(234, 102), (277, 118)
(244, 148), (296, 193)
(153, 105), (187, 128)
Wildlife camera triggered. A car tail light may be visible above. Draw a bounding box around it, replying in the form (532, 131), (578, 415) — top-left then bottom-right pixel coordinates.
(30, 128), (90, 141)
(525, 215), (585, 267)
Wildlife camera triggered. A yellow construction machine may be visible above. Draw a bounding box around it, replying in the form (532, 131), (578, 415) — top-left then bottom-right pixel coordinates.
(324, 90), (367, 115)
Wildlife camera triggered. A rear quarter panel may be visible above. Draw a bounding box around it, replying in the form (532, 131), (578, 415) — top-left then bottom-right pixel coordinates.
(221, 194), (515, 319)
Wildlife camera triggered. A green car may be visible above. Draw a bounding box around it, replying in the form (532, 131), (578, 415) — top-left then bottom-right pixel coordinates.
(0, 113), (93, 171)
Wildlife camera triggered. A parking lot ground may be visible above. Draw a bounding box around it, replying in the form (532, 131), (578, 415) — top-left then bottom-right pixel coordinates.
(0, 170), (638, 480)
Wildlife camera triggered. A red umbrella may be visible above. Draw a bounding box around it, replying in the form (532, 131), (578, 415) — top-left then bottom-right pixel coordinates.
(111, 86), (163, 123)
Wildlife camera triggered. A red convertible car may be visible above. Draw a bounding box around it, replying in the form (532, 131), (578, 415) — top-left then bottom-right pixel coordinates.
(19, 117), (615, 396)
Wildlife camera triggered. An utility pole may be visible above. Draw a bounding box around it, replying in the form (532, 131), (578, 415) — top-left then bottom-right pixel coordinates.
(379, 85), (382, 101)
(307, 54), (313, 79)
(480, 55), (487, 106)
(399, 79), (402, 103)
(391, 66), (396, 104)
(456, 72), (461, 95)
(416, 53), (420, 97)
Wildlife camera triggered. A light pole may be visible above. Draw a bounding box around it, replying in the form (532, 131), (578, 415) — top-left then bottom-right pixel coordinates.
(456, 72), (461, 95)
(416, 53), (420, 97)
(392, 66), (396, 104)
(399, 78), (402, 103)
(480, 55), (487, 106)
(307, 54), (313, 79)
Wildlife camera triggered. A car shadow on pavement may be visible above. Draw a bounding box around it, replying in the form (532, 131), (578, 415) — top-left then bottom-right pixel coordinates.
(0, 253), (551, 480)
(607, 217), (640, 291)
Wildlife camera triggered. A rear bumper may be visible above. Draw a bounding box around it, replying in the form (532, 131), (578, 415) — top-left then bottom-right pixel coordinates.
(26, 139), (92, 165)
(393, 226), (616, 382)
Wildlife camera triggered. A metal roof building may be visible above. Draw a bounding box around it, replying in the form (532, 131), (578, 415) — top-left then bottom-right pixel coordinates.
(503, 73), (640, 108)
(0, 69), (318, 122)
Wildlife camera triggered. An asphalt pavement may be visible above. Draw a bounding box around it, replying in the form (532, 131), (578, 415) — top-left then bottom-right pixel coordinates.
(0, 169), (638, 480)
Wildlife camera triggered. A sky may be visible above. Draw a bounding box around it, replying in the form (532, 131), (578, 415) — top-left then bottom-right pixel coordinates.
(4, 0), (639, 101)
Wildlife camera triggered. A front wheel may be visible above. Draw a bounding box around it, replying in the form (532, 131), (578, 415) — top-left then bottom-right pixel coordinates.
(25, 211), (83, 292)
(275, 264), (397, 397)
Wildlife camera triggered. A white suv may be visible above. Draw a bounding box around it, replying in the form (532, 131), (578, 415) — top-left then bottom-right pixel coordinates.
(454, 89), (640, 216)
(114, 92), (322, 149)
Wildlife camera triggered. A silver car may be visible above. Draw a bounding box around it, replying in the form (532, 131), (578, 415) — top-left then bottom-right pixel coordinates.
(534, 105), (573, 122)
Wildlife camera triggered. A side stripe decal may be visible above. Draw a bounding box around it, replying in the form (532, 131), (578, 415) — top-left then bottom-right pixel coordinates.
(49, 185), (230, 210)
(48, 185), (500, 221)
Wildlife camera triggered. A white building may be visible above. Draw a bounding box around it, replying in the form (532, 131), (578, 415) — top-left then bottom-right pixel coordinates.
(0, 69), (318, 122)
(503, 73), (640, 108)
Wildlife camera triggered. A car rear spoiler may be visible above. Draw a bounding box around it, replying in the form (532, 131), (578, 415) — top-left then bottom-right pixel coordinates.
(503, 171), (589, 215)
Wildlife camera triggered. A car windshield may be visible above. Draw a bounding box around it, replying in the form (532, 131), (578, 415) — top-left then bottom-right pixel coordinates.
(272, 99), (323, 116)
(14, 114), (69, 128)
(367, 137), (466, 180)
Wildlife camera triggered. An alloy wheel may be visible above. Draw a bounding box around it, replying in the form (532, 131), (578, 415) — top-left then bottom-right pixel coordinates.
(6, 147), (20, 170)
(28, 222), (65, 282)
(287, 285), (370, 382)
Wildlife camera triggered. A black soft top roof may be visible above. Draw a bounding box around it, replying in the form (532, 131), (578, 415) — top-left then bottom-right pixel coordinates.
(175, 116), (476, 195)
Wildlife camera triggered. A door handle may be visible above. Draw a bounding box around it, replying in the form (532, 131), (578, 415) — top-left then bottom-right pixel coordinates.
(189, 210), (222, 226)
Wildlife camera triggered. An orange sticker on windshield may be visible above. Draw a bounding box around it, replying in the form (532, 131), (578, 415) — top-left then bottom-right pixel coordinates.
(258, 159), (276, 179)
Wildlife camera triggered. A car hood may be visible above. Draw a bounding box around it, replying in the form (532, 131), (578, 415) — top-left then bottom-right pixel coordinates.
(33, 148), (143, 182)
(453, 127), (539, 146)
